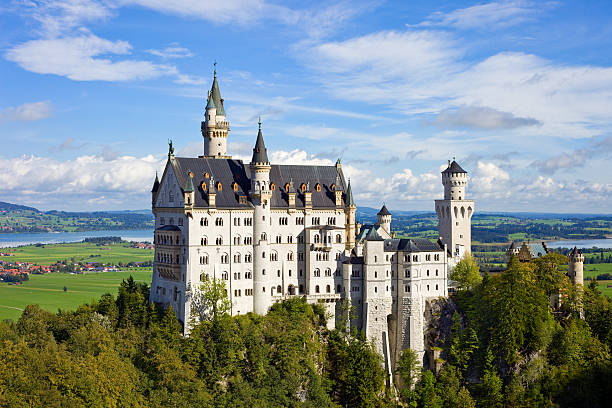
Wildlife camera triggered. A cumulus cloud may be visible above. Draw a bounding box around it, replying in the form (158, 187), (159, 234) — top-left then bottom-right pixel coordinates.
(471, 161), (511, 196)
(0, 101), (52, 122)
(411, 1), (549, 30)
(432, 106), (540, 129)
(0, 153), (164, 210)
(5, 34), (176, 81)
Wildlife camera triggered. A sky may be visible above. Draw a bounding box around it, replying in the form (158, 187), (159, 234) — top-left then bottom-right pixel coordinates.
(1, 0), (612, 213)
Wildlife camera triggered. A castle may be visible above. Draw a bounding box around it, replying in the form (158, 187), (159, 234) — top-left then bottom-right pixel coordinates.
(149, 72), (474, 377)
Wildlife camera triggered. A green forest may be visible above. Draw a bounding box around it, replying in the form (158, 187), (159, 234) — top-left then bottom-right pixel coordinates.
(1, 254), (611, 407)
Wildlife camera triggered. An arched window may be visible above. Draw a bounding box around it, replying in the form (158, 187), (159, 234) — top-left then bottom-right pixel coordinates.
(270, 183), (276, 191)
(325, 268), (331, 277)
(277, 285), (281, 294)
(336, 234), (342, 243)
(315, 183), (321, 192)
(300, 183), (306, 192)
(204, 172), (210, 179)
(233, 182), (238, 191)
(201, 182), (207, 191)
(315, 285), (320, 293)
(261, 232), (267, 241)
(201, 237), (208, 246)
(285, 183), (290, 192)
(326, 285), (330, 293)
(217, 182), (222, 191)
(314, 268), (321, 277)
(216, 237), (223, 245)
(330, 183), (335, 191)
(245, 253), (252, 262)
(314, 234), (320, 243)
(221, 253), (229, 263)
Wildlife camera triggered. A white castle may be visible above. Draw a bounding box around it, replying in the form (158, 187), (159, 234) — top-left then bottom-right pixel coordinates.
(149, 72), (474, 376)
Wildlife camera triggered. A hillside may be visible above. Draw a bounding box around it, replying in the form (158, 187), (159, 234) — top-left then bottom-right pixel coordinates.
(0, 201), (154, 233)
(356, 207), (612, 243)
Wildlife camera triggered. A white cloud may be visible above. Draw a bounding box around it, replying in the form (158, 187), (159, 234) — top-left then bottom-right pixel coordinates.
(411, 1), (549, 30)
(120, 0), (273, 25)
(0, 101), (53, 122)
(305, 28), (612, 140)
(432, 106), (540, 129)
(471, 161), (511, 196)
(27, 0), (112, 37)
(5, 34), (176, 81)
(146, 45), (193, 59)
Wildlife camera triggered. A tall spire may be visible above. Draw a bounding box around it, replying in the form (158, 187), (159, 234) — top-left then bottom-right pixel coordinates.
(251, 118), (269, 163)
(209, 63), (225, 116)
(346, 179), (355, 206)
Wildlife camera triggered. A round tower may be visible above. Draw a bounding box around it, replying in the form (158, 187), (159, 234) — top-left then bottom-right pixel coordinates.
(377, 204), (391, 235)
(568, 247), (584, 286)
(202, 68), (230, 158)
(250, 119), (272, 315)
(442, 159), (468, 200)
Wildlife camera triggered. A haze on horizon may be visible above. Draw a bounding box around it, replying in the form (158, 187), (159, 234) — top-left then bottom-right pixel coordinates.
(1, 0), (611, 214)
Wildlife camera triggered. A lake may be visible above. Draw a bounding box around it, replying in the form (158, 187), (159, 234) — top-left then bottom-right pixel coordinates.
(546, 238), (612, 249)
(0, 229), (154, 248)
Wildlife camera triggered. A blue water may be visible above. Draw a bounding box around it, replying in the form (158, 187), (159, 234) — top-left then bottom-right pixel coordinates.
(0, 229), (154, 248)
(546, 238), (612, 249)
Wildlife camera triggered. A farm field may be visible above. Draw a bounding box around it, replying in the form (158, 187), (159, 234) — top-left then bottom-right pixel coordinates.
(0, 270), (152, 321)
(0, 241), (153, 265)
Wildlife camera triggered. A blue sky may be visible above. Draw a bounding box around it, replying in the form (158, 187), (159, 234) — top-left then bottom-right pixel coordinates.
(1, 0), (611, 213)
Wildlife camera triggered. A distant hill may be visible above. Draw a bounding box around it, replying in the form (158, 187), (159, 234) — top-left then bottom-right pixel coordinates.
(0, 201), (154, 233)
(0, 201), (41, 213)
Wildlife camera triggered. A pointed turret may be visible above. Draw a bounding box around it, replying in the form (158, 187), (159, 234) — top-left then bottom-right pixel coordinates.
(377, 204), (391, 216)
(210, 70), (225, 116)
(346, 180), (355, 207)
(377, 204), (392, 235)
(344, 179), (357, 250)
(151, 172), (160, 193)
(334, 173), (343, 207)
(251, 118), (269, 164)
(184, 171), (194, 192)
(183, 171), (195, 208)
(202, 65), (230, 158)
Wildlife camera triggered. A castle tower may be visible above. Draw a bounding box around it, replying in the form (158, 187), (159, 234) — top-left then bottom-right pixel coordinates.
(250, 119), (272, 314)
(345, 180), (356, 250)
(202, 68), (230, 158)
(435, 160), (474, 257)
(568, 247), (584, 286)
(377, 204), (391, 235)
(363, 228), (393, 383)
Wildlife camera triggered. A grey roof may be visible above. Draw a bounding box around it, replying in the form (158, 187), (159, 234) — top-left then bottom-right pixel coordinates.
(569, 246), (582, 256)
(156, 225), (181, 231)
(510, 241), (549, 258)
(365, 227), (384, 241)
(169, 157), (346, 209)
(269, 164), (346, 208)
(442, 160), (467, 174)
(357, 224), (375, 243)
(343, 256), (364, 265)
(378, 204), (391, 216)
(251, 124), (269, 164)
(210, 75), (225, 116)
(384, 238), (443, 252)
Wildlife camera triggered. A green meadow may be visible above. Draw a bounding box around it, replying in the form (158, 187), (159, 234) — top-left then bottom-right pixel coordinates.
(0, 241), (153, 265)
(0, 270), (152, 321)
